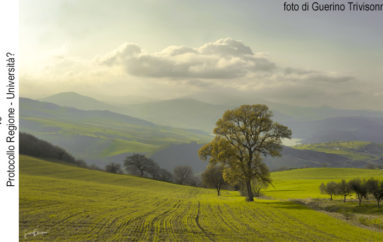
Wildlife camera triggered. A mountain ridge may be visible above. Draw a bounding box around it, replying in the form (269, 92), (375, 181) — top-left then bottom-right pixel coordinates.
(20, 97), (211, 166)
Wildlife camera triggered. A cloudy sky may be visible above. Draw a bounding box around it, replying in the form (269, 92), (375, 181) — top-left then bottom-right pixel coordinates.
(20, 0), (383, 110)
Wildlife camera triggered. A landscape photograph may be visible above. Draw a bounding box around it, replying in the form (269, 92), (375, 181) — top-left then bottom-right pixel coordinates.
(19, 0), (383, 241)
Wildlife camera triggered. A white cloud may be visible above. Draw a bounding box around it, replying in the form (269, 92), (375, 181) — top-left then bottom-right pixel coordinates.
(100, 38), (276, 79)
(21, 38), (382, 110)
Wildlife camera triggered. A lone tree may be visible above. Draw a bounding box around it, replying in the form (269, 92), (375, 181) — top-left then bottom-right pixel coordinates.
(202, 165), (226, 196)
(319, 181), (338, 200)
(124, 154), (157, 177)
(199, 104), (291, 201)
(105, 163), (123, 174)
(173, 166), (194, 185)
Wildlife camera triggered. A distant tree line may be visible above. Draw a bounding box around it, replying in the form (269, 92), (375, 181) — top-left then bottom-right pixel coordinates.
(21, 133), (200, 187)
(20, 133), (87, 167)
(124, 154), (173, 182)
(320, 178), (383, 207)
(106, 154), (201, 185)
(21, 133), (268, 193)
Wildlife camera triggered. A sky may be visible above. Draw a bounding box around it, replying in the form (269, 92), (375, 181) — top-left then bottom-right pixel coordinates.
(20, 0), (383, 110)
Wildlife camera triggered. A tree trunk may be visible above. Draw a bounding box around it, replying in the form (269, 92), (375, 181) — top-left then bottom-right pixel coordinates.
(378, 199), (380, 208)
(358, 195), (362, 206)
(217, 188), (220, 196)
(246, 179), (254, 202)
(330, 194), (332, 201)
(344, 195), (346, 203)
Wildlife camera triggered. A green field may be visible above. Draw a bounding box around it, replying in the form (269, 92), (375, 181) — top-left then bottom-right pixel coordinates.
(20, 155), (383, 241)
(265, 167), (383, 199)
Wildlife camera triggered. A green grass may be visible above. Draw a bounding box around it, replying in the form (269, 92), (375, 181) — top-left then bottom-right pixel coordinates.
(265, 168), (383, 199)
(20, 155), (383, 241)
(264, 167), (383, 232)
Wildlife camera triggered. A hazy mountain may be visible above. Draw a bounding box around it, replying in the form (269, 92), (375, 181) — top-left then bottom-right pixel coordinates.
(22, 93), (383, 172)
(40, 92), (228, 133)
(287, 116), (383, 143)
(122, 98), (301, 133)
(35, 92), (383, 144)
(20, 98), (211, 166)
(41, 92), (114, 111)
(123, 98), (229, 133)
(191, 92), (383, 121)
(124, 99), (383, 143)
(39, 92), (294, 133)
(271, 104), (383, 122)
(151, 142), (207, 173)
(151, 142), (383, 173)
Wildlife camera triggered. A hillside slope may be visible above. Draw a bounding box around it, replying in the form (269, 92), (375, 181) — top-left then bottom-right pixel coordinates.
(41, 92), (114, 111)
(266, 167), (383, 199)
(123, 98), (228, 133)
(289, 116), (383, 143)
(20, 155), (383, 241)
(151, 142), (383, 173)
(295, 141), (383, 162)
(20, 98), (211, 165)
(38, 92), (383, 143)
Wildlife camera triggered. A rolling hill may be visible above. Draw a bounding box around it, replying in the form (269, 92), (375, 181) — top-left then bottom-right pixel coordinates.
(42, 92), (229, 133)
(266, 167), (383, 199)
(295, 141), (383, 161)
(40, 92), (383, 143)
(125, 99), (383, 143)
(151, 142), (207, 173)
(150, 141), (383, 173)
(26, 92), (383, 171)
(123, 98), (228, 133)
(288, 116), (383, 143)
(41, 92), (114, 111)
(20, 155), (383, 241)
(20, 98), (211, 166)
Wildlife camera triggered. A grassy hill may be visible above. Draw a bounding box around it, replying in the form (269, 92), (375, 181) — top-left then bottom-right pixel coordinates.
(151, 141), (383, 173)
(39, 92), (383, 143)
(265, 167), (383, 199)
(295, 141), (383, 165)
(20, 155), (383, 241)
(20, 98), (211, 165)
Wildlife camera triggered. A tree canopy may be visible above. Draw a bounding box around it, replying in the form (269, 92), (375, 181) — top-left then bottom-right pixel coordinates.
(105, 163), (123, 174)
(173, 166), (195, 185)
(202, 165), (226, 196)
(320, 181), (338, 200)
(199, 104), (291, 201)
(124, 154), (157, 177)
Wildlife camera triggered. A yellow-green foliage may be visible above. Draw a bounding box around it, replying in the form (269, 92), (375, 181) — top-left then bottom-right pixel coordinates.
(20, 156), (383, 241)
